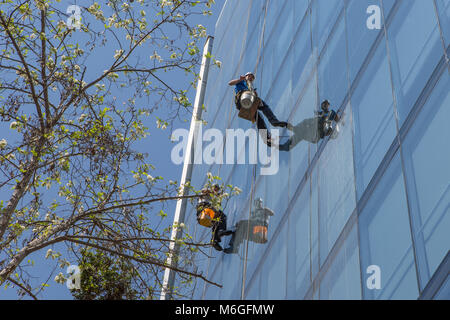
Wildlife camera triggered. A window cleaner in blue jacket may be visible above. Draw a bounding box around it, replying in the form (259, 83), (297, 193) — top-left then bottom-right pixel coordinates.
(228, 72), (291, 147)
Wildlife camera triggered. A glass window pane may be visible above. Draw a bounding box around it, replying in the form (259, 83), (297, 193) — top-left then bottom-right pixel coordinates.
(220, 249), (245, 299)
(382, 0), (396, 16)
(318, 17), (349, 108)
(318, 104), (357, 264)
(435, 0), (450, 49)
(245, 271), (261, 299)
(312, 0), (344, 52)
(264, 49), (294, 121)
(242, 26), (261, 73)
(387, 0), (443, 125)
(264, 0), (283, 39)
(402, 71), (450, 285)
(435, 276), (450, 300)
(246, 0), (265, 37)
(311, 167), (320, 278)
(287, 181), (311, 299)
(215, 1), (252, 88)
(271, 2), (293, 76)
(319, 225), (361, 299)
(259, 223), (287, 299)
(241, 178), (273, 282)
(292, 12), (314, 101)
(203, 265), (223, 299)
(287, 75), (316, 200)
(263, 150), (290, 226)
(260, 1), (293, 89)
(351, 39), (397, 199)
(214, 0), (236, 46)
(346, 0), (382, 82)
(294, 0), (309, 34)
(359, 153), (419, 300)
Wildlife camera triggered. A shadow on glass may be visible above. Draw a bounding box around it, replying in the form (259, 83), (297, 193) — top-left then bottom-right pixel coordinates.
(224, 198), (274, 254)
(278, 100), (342, 151)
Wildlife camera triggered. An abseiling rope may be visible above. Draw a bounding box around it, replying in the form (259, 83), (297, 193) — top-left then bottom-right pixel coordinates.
(240, 0), (269, 300)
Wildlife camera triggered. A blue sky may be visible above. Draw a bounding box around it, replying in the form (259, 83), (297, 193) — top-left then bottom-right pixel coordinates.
(0, 0), (225, 300)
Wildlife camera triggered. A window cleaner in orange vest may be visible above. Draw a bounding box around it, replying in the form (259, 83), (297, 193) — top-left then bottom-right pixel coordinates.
(278, 100), (341, 151)
(228, 72), (291, 147)
(224, 198), (274, 254)
(196, 184), (234, 251)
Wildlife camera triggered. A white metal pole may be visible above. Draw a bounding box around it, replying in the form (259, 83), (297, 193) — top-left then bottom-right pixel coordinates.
(160, 36), (214, 300)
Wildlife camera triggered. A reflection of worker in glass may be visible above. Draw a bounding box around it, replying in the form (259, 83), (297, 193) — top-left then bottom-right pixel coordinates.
(196, 184), (233, 251)
(224, 198), (274, 254)
(228, 72), (290, 146)
(278, 100), (341, 152)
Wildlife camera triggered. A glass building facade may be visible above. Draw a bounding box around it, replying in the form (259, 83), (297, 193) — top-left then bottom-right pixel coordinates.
(174, 0), (449, 299)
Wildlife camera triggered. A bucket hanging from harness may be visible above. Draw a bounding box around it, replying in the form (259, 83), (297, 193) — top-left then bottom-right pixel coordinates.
(197, 207), (216, 228)
(240, 91), (256, 109)
(237, 90), (260, 123)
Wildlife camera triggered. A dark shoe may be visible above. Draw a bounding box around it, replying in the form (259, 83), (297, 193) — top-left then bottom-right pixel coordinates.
(286, 122), (294, 131)
(278, 141), (291, 152)
(272, 121), (288, 128)
(212, 241), (223, 251)
(224, 246), (235, 254)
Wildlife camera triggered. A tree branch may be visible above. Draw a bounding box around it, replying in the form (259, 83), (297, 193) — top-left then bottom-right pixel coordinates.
(7, 277), (38, 300)
(0, 12), (45, 131)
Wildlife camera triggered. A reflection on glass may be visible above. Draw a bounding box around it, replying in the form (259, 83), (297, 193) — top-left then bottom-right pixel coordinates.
(224, 198), (274, 254)
(278, 100), (341, 151)
(176, 0), (449, 300)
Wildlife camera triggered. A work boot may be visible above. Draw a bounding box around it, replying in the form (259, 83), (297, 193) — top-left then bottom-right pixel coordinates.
(212, 241), (223, 251)
(286, 122), (294, 131)
(224, 246), (236, 254)
(272, 121), (289, 128)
